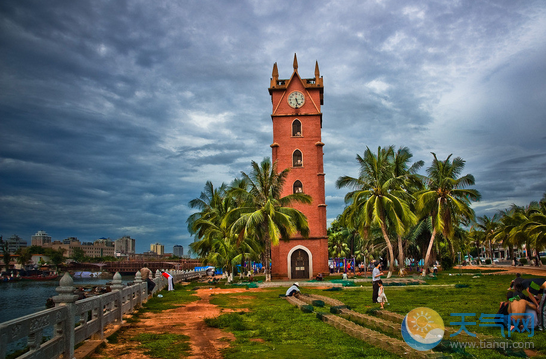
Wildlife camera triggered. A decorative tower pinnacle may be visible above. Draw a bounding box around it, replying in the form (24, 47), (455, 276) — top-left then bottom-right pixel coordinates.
(293, 53), (298, 72)
(271, 62), (279, 87)
(315, 61), (320, 79)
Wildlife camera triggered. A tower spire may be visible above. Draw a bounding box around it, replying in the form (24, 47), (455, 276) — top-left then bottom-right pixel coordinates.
(271, 62), (279, 87)
(293, 53), (298, 73)
(315, 60), (320, 79)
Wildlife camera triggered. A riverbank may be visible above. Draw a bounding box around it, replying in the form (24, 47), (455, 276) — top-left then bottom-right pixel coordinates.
(0, 275), (136, 323)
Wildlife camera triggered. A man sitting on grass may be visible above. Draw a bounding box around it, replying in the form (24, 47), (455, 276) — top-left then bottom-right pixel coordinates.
(286, 282), (300, 296)
(508, 292), (537, 332)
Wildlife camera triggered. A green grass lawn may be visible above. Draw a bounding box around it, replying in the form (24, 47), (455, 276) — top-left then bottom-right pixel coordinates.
(205, 272), (546, 359)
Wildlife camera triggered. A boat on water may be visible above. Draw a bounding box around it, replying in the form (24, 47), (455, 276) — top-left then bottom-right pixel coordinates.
(72, 271), (101, 278)
(1, 269), (58, 282)
(20, 273), (58, 281)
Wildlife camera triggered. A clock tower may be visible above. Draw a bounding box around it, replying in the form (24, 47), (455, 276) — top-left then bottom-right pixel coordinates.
(269, 54), (328, 279)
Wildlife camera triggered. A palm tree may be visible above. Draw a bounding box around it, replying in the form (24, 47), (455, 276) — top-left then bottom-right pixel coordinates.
(1, 237), (11, 271)
(416, 153), (481, 275)
(493, 207), (520, 262)
(187, 181), (228, 245)
(475, 214), (499, 261)
(226, 158), (311, 281)
(391, 147), (424, 273)
(204, 236), (239, 282)
(328, 231), (350, 259)
(520, 201), (546, 265)
(15, 247), (32, 269)
(336, 146), (417, 277)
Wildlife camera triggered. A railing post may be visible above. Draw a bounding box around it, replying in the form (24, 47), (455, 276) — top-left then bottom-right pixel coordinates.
(111, 272), (124, 323)
(53, 272), (78, 359)
(134, 271), (143, 308)
(154, 269), (162, 292)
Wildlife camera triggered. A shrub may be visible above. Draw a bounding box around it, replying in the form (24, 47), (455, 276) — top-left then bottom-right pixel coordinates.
(440, 255), (454, 271)
(485, 259), (491, 265)
(519, 258), (528, 265)
(541, 258), (546, 265)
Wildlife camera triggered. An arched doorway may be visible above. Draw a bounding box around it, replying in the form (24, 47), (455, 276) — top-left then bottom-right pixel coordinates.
(290, 249), (309, 279)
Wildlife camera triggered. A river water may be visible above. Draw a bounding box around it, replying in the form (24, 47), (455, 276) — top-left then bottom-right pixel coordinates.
(0, 275), (135, 324)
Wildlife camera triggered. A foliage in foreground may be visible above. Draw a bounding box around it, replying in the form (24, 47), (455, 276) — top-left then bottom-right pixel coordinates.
(130, 332), (191, 359)
(137, 283), (199, 313)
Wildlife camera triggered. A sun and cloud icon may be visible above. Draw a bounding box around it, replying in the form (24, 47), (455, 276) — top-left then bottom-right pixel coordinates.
(401, 307), (445, 351)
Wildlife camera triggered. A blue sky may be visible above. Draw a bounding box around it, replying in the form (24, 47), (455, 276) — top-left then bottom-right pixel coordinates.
(1, 0), (545, 253)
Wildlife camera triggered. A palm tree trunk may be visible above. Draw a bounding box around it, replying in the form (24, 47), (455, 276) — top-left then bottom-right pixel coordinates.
(397, 234), (405, 275)
(264, 236), (271, 282)
(449, 238), (456, 263)
(423, 227), (437, 276)
(380, 223), (395, 278)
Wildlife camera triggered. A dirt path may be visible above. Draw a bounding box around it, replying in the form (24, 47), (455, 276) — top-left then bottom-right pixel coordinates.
(91, 287), (263, 359)
(460, 265), (546, 277)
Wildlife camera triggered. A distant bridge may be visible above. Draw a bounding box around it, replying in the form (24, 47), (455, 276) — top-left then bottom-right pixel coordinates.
(103, 259), (202, 274)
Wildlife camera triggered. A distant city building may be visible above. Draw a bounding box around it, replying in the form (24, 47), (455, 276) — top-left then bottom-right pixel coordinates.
(7, 234), (27, 253)
(115, 236), (136, 256)
(150, 243), (164, 255)
(94, 237), (114, 247)
(31, 230), (52, 246)
(173, 245), (184, 257)
(63, 237), (80, 245)
(41, 237), (114, 258)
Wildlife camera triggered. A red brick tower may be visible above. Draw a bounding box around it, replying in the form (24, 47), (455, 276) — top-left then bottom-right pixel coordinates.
(269, 54), (328, 280)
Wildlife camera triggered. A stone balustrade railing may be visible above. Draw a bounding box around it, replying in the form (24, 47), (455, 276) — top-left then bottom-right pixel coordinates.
(0, 268), (207, 359)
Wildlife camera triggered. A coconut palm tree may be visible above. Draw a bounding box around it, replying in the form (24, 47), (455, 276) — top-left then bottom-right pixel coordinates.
(187, 181), (228, 244)
(336, 146), (417, 277)
(328, 231), (350, 259)
(1, 237), (11, 271)
(474, 214), (499, 261)
(15, 247), (32, 269)
(416, 153), (481, 275)
(391, 147), (424, 273)
(226, 158), (311, 281)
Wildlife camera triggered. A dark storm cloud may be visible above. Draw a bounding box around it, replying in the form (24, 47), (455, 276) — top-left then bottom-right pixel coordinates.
(1, 0), (545, 252)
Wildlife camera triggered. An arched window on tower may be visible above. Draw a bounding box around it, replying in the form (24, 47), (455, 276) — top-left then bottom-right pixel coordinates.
(293, 150), (303, 167)
(293, 180), (303, 194)
(292, 119), (302, 137)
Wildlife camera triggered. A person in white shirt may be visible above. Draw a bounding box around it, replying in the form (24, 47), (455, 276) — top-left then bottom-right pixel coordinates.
(372, 261), (383, 303)
(286, 282), (300, 296)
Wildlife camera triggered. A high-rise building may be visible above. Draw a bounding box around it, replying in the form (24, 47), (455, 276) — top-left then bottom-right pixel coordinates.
(173, 245), (184, 257)
(150, 243), (164, 255)
(268, 55), (328, 279)
(115, 236), (136, 255)
(7, 234), (27, 253)
(31, 230), (52, 246)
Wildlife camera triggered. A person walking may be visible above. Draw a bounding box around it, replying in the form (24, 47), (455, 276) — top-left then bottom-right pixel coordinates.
(372, 261), (383, 303)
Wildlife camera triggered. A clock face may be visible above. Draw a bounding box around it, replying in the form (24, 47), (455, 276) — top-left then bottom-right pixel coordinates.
(287, 91), (305, 109)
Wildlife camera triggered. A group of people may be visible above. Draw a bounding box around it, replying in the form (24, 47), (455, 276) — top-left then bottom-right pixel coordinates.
(500, 273), (546, 331)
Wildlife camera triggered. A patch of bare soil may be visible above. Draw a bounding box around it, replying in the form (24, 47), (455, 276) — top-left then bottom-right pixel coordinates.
(91, 287), (263, 359)
(461, 265), (546, 277)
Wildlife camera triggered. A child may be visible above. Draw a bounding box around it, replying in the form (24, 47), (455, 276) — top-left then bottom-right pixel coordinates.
(377, 281), (388, 309)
